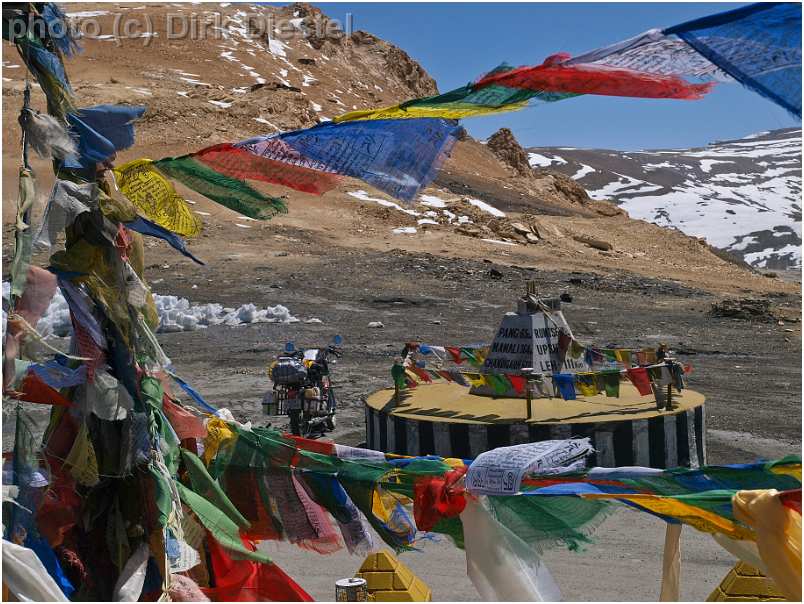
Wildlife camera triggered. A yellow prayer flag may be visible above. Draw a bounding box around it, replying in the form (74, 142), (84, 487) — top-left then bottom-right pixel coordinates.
(465, 373), (485, 388)
(733, 489), (802, 602)
(583, 493), (753, 541)
(65, 423), (100, 487)
(333, 101), (528, 123)
(576, 372), (598, 397)
(114, 159), (202, 237)
(203, 418), (237, 465)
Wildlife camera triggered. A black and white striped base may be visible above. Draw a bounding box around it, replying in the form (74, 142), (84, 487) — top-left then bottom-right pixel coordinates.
(365, 405), (706, 469)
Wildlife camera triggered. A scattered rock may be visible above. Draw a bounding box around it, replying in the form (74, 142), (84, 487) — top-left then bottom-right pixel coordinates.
(540, 170), (592, 205)
(488, 268), (503, 280)
(572, 234), (613, 251)
(368, 321), (384, 328)
(486, 128), (533, 177)
(510, 222), (532, 236)
(560, 293), (573, 303)
(709, 298), (774, 321)
(525, 232), (540, 244)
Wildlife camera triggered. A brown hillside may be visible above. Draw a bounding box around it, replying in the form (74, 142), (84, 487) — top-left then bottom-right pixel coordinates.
(1, 2), (795, 296)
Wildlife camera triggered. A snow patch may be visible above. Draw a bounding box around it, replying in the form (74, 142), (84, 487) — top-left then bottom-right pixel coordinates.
(467, 198), (505, 217)
(419, 194), (447, 208)
(4, 285), (299, 337)
(348, 190), (419, 216)
(570, 164), (595, 180)
(528, 152), (567, 168)
(481, 239), (517, 246)
(268, 38), (289, 57)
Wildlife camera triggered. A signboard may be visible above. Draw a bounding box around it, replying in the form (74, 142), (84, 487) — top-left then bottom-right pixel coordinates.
(481, 310), (589, 375)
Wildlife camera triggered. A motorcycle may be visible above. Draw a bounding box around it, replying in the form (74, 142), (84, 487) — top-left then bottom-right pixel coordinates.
(264, 336), (342, 438)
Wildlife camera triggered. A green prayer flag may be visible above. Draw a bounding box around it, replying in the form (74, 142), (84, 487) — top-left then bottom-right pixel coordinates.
(181, 449), (250, 530)
(148, 465), (175, 528)
(154, 155), (286, 220)
(488, 373), (510, 395)
(391, 363), (406, 390)
(600, 370), (620, 398)
(177, 482), (271, 563)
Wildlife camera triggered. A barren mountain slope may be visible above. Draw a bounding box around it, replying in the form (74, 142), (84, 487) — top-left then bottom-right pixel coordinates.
(1, 2), (797, 297)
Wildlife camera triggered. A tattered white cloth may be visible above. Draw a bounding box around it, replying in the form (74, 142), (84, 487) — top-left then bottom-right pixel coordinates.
(2, 539), (68, 601)
(34, 179), (98, 250)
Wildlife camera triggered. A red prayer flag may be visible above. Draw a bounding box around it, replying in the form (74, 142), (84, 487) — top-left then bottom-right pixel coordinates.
(779, 489), (802, 515)
(194, 143), (341, 196)
(445, 347), (463, 364)
(413, 467), (467, 532)
(203, 533), (313, 602)
(287, 434), (336, 456)
(626, 367), (653, 396)
(410, 365), (433, 383)
(506, 374), (527, 395)
(162, 396), (208, 440)
(13, 372), (73, 407)
(476, 53), (714, 100)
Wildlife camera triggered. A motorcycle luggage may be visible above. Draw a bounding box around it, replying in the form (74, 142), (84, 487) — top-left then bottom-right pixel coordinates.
(303, 387), (320, 400)
(262, 391), (279, 415)
(271, 357), (307, 385)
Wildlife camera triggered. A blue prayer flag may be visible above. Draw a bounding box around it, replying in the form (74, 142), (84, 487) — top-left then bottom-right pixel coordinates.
(665, 3), (802, 117)
(237, 118), (463, 202)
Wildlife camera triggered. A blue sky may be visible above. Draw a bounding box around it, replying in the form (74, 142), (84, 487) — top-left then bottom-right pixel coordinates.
(313, 3), (800, 150)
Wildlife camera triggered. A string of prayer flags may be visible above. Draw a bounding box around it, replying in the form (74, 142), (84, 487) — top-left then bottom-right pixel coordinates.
(113, 159), (202, 237)
(153, 155), (287, 219)
(236, 118), (463, 202)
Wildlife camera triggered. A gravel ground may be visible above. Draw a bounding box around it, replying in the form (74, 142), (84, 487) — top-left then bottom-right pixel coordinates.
(3, 240), (799, 602)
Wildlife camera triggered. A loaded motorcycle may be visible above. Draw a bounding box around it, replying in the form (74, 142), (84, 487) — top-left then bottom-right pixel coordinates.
(264, 336), (342, 437)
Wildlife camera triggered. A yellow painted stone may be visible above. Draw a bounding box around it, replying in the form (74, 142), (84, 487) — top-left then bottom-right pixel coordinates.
(392, 564), (415, 590)
(356, 551), (431, 602)
(360, 551), (400, 573)
(359, 572), (395, 591)
(373, 590), (415, 602)
(707, 563), (787, 602)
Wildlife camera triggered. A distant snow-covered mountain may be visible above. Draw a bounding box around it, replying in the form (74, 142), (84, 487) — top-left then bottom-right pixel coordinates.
(527, 128), (802, 269)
